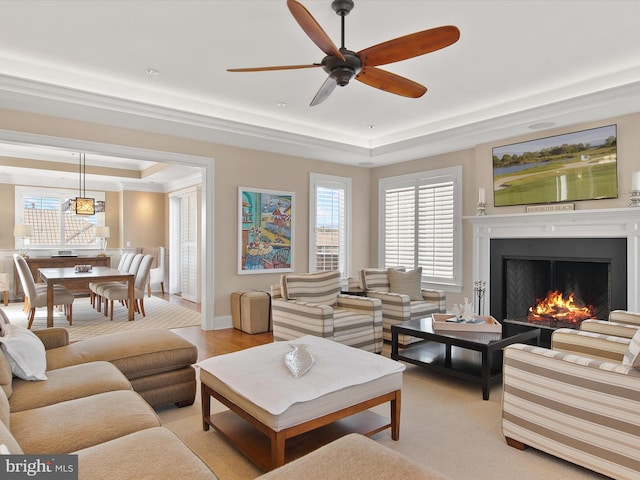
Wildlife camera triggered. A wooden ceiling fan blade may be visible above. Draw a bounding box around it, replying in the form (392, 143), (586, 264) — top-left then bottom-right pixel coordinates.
(358, 25), (460, 67)
(310, 76), (337, 106)
(356, 67), (427, 98)
(227, 64), (321, 72)
(287, 0), (345, 61)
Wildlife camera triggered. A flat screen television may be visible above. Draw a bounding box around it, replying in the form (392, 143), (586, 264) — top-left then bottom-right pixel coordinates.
(492, 124), (617, 207)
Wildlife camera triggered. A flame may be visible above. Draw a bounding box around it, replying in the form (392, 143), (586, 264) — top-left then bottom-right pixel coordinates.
(527, 290), (594, 324)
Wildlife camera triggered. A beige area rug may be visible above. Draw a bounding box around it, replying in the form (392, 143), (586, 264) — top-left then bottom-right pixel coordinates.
(1, 295), (201, 341)
(157, 357), (607, 480)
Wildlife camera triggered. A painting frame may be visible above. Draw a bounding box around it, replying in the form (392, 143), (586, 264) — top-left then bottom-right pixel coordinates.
(238, 187), (294, 275)
(492, 124), (618, 207)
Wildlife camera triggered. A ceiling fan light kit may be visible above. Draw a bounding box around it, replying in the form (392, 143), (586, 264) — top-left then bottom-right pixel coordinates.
(228, 0), (460, 106)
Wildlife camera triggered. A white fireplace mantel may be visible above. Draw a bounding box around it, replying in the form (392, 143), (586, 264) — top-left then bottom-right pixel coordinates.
(467, 208), (640, 313)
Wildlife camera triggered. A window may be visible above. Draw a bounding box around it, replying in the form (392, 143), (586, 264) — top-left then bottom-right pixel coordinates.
(15, 186), (105, 250)
(309, 173), (351, 277)
(379, 166), (462, 289)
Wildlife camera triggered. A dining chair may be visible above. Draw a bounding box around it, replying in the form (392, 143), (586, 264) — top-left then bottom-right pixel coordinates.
(92, 253), (142, 312)
(102, 254), (154, 321)
(13, 254), (75, 328)
(89, 251), (133, 308)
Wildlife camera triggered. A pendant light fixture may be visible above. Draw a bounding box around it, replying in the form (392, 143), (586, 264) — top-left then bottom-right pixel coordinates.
(62, 152), (105, 215)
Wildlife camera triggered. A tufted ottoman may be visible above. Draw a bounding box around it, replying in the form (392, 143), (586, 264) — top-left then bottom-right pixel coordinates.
(199, 335), (404, 471)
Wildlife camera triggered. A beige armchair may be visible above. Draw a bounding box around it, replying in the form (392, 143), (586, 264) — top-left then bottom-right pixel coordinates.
(356, 267), (446, 345)
(270, 271), (383, 353)
(502, 311), (640, 480)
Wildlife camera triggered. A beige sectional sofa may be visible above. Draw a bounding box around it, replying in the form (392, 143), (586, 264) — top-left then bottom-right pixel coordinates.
(0, 311), (216, 479)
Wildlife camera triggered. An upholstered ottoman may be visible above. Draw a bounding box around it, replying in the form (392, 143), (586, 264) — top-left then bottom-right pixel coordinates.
(231, 290), (272, 333)
(199, 335), (404, 471)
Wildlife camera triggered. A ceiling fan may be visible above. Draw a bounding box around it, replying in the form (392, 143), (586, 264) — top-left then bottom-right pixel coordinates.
(228, 0), (460, 106)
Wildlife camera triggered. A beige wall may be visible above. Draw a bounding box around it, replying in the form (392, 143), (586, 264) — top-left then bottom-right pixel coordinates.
(120, 190), (165, 248)
(0, 184), (15, 249)
(0, 108), (638, 320)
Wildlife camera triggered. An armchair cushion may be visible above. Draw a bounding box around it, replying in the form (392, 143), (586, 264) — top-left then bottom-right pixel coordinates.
(388, 267), (422, 301)
(623, 328), (640, 367)
(281, 271), (341, 306)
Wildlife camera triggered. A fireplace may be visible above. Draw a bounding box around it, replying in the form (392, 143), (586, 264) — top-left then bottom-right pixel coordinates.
(490, 237), (627, 328)
(468, 208), (640, 347)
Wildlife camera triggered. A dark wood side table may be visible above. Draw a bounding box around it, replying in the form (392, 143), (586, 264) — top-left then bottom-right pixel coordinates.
(391, 317), (540, 400)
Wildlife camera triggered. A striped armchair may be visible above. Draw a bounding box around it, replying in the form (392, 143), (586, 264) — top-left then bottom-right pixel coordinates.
(270, 271), (383, 353)
(502, 311), (640, 480)
(357, 268), (446, 346)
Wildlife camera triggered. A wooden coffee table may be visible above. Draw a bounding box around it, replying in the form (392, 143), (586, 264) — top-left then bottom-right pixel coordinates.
(391, 318), (539, 400)
(199, 336), (404, 470)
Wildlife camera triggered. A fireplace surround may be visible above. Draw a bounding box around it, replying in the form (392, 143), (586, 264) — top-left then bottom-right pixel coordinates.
(468, 208), (640, 319)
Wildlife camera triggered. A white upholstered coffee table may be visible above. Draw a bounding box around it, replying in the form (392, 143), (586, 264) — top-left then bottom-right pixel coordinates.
(198, 335), (404, 470)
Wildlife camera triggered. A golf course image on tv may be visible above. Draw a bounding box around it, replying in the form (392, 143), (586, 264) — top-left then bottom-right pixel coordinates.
(492, 124), (617, 207)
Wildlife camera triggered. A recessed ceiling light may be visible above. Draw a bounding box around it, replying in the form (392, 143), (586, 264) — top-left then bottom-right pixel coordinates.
(145, 68), (159, 76)
(367, 125), (376, 129)
(276, 102), (287, 108)
(529, 122), (556, 130)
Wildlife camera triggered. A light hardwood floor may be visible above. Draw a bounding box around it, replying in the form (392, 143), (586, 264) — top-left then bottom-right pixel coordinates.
(156, 293), (273, 361)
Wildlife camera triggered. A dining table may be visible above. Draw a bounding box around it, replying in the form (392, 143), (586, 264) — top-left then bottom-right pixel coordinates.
(38, 266), (135, 327)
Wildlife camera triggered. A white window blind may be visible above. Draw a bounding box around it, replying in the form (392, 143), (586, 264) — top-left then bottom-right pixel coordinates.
(309, 173), (351, 277)
(380, 166), (461, 287)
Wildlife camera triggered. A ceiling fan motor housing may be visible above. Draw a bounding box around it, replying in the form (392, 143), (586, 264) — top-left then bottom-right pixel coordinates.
(332, 0), (354, 16)
(322, 49), (362, 86)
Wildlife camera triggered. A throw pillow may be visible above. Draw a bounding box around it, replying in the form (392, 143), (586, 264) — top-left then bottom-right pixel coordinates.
(623, 328), (640, 368)
(388, 267), (423, 301)
(0, 324), (47, 381)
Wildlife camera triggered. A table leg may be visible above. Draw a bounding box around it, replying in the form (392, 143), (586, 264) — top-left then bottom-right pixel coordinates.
(127, 276), (135, 321)
(46, 281), (54, 328)
(391, 390), (401, 440)
(481, 349), (490, 400)
(391, 328), (399, 360)
(201, 384), (211, 431)
(445, 344), (452, 367)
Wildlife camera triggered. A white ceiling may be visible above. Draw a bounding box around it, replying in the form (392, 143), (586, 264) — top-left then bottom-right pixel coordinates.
(1, 0), (640, 187)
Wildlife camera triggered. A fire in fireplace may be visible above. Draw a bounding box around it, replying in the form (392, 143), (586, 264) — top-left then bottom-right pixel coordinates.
(527, 290), (595, 328)
(490, 237), (627, 346)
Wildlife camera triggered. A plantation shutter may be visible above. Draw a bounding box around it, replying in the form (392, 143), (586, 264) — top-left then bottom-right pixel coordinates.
(381, 169), (459, 286)
(418, 180), (454, 281)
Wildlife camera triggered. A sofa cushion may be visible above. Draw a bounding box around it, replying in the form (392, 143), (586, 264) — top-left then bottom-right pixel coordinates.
(9, 361), (132, 413)
(0, 324), (47, 381)
(623, 328), (640, 368)
(74, 427), (217, 480)
(0, 388), (22, 454)
(44, 329), (197, 380)
(10, 390), (160, 454)
(281, 271), (341, 306)
(388, 267), (423, 301)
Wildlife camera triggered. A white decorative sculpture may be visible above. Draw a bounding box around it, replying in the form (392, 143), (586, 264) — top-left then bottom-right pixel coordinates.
(451, 297), (476, 321)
